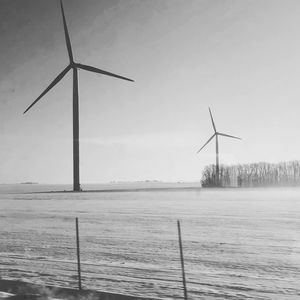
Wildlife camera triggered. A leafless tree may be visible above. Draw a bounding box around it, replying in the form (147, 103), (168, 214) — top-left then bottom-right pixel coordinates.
(201, 160), (300, 187)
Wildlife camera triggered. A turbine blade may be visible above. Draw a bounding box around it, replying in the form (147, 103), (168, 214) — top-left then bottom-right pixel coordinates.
(76, 63), (134, 82)
(217, 132), (242, 140)
(197, 134), (215, 153)
(23, 65), (71, 114)
(209, 107), (217, 133)
(60, 0), (73, 62)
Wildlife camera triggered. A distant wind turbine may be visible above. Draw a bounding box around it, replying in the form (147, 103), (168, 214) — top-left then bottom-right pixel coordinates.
(197, 108), (241, 185)
(23, 0), (134, 192)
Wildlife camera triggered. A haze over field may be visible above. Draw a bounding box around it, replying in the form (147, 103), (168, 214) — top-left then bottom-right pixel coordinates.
(1, 0), (300, 184)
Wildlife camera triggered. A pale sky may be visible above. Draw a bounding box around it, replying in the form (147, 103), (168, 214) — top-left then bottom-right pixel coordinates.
(1, 0), (300, 184)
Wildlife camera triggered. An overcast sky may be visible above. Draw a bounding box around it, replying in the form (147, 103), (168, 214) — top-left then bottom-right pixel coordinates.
(1, 0), (300, 184)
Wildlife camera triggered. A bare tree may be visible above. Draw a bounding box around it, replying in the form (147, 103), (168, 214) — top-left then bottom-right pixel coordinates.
(201, 160), (300, 187)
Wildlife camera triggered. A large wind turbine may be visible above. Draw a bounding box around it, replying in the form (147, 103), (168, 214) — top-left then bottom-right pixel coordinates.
(24, 0), (134, 191)
(197, 108), (241, 185)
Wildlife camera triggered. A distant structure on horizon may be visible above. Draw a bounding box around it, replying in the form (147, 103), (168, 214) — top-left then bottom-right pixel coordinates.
(197, 108), (241, 187)
(23, 0), (134, 192)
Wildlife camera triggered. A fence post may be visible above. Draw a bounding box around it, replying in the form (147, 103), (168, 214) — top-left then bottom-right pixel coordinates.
(177, 220), (188, 300)
(75, 217), (82, 290)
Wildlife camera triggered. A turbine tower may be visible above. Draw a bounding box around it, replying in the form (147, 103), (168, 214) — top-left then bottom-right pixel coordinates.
(197, 108), (241, 186)
(24, 0), (134, 192)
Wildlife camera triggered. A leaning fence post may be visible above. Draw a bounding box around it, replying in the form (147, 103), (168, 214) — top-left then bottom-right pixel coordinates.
(75, 217), (82, 290)
(177, 220), (188, 300)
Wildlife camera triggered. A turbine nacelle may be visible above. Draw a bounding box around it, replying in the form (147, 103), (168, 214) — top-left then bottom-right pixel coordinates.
(70, 62), (76, 69)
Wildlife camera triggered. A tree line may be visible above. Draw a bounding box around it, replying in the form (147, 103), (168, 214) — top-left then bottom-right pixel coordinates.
(201, 161), (300, 187)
